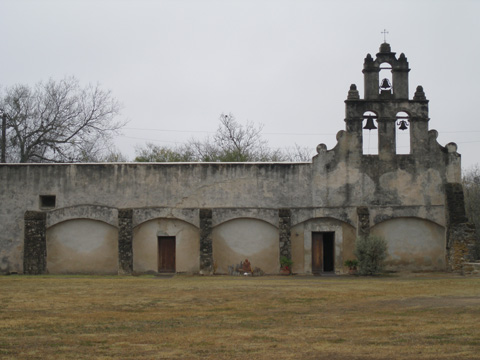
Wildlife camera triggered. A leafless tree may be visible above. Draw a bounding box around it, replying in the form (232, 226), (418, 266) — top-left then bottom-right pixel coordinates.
(281, 144), (315, 162)
(1, 77), (124, 163)
(212, 113), (271, 161)
(135, 113), (315, 163)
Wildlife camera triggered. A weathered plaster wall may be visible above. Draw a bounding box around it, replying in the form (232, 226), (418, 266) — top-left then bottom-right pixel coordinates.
(46, 219), (118, 274)
(212, 218), (279, 274)
(371, 218), (445, 271)
(132, 218), (199, 273)
(0, 155), (458, 274)
(0, 163), (309, 273)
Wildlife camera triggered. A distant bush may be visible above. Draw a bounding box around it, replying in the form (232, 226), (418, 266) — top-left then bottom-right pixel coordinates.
(354, 235), (388, 275)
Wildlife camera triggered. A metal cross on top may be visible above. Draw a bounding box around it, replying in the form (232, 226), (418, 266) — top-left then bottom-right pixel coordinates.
(382, 29), (389, 43)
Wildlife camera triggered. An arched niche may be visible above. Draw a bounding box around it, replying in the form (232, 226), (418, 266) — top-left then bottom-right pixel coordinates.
(132, 218), (200, 274)
(362, 111), (378, 155)
(46, 219), (118, 274)
(379, 62), (393, 94)
(371, 217), (445, 271)
(212, 218), (279, 274)
(396, 111), (410, 154)
(290, 217), (356, 275)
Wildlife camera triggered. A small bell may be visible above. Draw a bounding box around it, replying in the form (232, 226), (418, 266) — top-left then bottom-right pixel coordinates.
(363, 116), (377, 130)
(380, 78), (391, 90)
(397, 120), (409, 131)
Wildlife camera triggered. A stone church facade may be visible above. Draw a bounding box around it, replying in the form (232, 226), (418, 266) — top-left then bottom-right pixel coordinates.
(0, 42), (476, 275)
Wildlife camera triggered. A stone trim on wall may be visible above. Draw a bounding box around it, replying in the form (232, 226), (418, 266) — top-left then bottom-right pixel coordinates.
(447, 223), (476, 271)
(199, 209), (213, 274)
(24, 211), (47, 275)
(279, 208), (292, 260)
(357, 206), (370, 238)
(444, 183), (476, 271)
(118, 209), (133, 275)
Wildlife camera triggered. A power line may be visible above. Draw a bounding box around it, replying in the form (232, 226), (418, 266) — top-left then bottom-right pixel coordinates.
(123, 127), (339, 136)
(118, 134), (480, 147)
(123, 126), (480, 136)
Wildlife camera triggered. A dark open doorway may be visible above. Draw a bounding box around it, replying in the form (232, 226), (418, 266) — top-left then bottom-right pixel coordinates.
(158, 236), (176, 273)
(312, 232), (335, 274)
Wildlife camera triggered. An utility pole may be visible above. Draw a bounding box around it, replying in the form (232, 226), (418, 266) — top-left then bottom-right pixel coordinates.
(1, 111), (6, 163)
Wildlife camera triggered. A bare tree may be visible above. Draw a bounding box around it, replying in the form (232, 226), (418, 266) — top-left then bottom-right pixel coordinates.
(282, 144), (315, 162)
(134, 113), (315, 163)
(213, 113), (271, 161)
(0, 77), (124, 163)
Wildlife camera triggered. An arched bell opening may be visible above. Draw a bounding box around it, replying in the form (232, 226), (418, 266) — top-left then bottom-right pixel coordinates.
(396, 111), (410, 154)
(379, 62), (393, 95)
(362, 111), (378, 155)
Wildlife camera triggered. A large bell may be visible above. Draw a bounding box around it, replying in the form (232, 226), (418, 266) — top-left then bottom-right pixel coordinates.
(363, 116), (377, 130)
(397, 120), (409, 131)
(380, 78), (391, 90)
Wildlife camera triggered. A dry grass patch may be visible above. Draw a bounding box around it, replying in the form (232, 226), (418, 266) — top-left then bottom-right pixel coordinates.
(0, 274), (479, 359)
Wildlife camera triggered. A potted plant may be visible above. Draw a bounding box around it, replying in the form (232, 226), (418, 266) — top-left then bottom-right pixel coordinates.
(280, 256), (293, 275)
(344, 259), (359, 275)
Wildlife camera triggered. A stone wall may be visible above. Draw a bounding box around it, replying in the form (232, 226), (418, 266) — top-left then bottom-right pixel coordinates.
(23, 211), (47, 275)
(444, 183), (476, 270)
(199, 209), (213, 274)
(278, 209), (292, 260)
(118, 209), (133, 275)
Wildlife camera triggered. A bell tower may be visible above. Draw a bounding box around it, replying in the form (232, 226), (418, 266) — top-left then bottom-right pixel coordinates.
(345, 42), (429, 159)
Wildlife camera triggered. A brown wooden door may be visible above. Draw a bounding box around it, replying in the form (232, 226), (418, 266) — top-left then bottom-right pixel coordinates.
(312, 232), (323, 274)
(312, 232), (335, 273)
(158, 236), (175, 272)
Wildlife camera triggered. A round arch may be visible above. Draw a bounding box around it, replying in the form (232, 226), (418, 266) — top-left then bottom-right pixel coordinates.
(46, 205), (118, 229)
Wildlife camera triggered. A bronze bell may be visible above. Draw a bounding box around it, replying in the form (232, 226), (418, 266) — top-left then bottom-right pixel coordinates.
(380, 78), (391, 89)
(363, 116), (377, 130)
(397, 120), (409, 131)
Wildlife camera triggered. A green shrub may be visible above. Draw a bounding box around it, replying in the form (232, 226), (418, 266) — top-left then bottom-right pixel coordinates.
(344, 259), (359, 269)
(354, 235), (388, 275)
(280, 256), (293, 270)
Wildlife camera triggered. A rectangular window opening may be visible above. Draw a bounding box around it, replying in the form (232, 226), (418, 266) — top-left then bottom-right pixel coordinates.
(39, 195), (56, 209)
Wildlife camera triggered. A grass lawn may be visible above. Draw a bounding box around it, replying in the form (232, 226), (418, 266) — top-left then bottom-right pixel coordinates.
(0, 273), (479, 359)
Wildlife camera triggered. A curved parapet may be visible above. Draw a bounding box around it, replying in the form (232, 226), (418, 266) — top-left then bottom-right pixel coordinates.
(212, 208), (278, 228)
(132, 207), (199, 229)
(429, 129), (461, 183)
(47, 205), (118, 228)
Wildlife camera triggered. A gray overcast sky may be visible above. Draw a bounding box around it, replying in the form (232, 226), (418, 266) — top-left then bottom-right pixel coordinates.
(1, 0), (479, 168)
